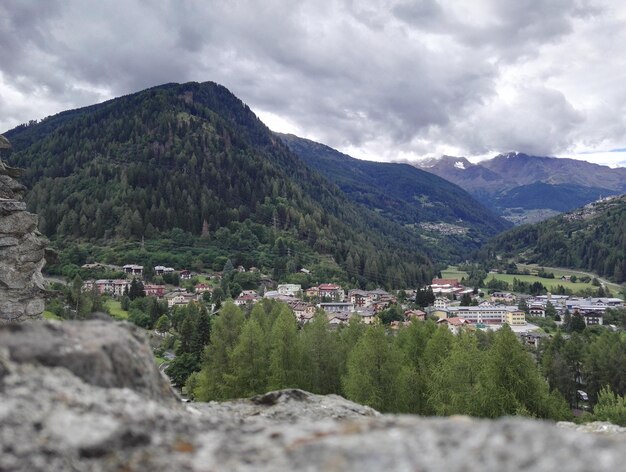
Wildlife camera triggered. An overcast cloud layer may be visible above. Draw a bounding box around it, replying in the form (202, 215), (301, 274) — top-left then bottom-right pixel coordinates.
(1, 0), (625, 165)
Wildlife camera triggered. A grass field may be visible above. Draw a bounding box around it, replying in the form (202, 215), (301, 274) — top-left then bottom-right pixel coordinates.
(440, 266), (469, 280)
(104, 299), (129, 320)
(443, 265), (624, 298)
(483, 273), (596, 293)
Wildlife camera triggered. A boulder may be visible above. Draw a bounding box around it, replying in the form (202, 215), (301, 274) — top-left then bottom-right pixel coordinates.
(1, 320), (626, 471)
(0, 320), (177, 402)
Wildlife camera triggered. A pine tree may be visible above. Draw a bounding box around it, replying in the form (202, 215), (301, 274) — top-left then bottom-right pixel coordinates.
(194, 302), (245, 401)
(267, 309), (302, 390)
(226, 319), (269, 397)
(342, 326), (405, 412)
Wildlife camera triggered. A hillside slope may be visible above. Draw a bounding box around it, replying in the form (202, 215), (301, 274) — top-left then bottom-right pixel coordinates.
(279, 134), (510, 259)
(4, 82), (434, 287)
(477, 195), (626, 283)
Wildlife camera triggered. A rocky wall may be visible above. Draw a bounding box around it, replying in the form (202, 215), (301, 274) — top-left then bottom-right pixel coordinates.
(0, 135), (47, 322)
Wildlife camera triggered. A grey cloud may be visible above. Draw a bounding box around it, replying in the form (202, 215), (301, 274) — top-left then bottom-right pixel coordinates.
(0, 0), (623, 161)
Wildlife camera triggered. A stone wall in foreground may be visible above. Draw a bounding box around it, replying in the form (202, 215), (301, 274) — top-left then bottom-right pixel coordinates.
(1, 319), (625, 472)
(0, 134), (47, 322)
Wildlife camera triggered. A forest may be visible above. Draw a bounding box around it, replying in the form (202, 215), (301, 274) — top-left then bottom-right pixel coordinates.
(6, 82), (437, 288)
(475, 196), (626, 283)
(167, 299), (573, 419)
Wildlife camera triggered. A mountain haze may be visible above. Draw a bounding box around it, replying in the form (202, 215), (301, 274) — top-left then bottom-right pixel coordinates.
(279, 133), (510, 260)
(4, 81), (435, 288)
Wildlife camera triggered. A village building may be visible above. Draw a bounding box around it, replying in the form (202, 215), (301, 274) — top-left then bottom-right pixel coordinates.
(154, 265), (175, 275)
(122, 264), (143, 278)
(491, 292), (516, 304)
(286, 300), (316, 323)
(144, 284), (166, 298)
(348, 289), (371, 307)
(234, 292), (261, 306)
(318, 302), (354, 314)
(165, 291), (197, 308)
(437, 317), (471, 335)
(404, 309), (426, 321)
(318, 283), (345, 301)
(195, 283), (212, 294)
(439, 306), (526, 326)
(354, 307), (377, 325)
(277, 284), (301, 297)
(581, 311), (603, 326)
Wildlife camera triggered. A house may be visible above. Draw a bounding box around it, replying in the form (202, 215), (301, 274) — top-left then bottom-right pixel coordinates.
(305, 286), (320, 298)
(122, 264), (143, 278)
(318, 283), (345, 301)
(165, 291), (197, 308)
(433, 297), (449, 309)
(319, 302), (354, 314)
(277, 284), (301, 297)
(431, 278), (460, 287)
(437, 317), (470, 335)
(154, 265), (175, 275)
(286, 300), (316, 323)
(581, 311), (603, 326)
(236, 265), (246, 273)
(405, 309), (426, 321)
(354, 307), (377, 325)
(327, 313), (349, 326)
(179, 269), (192, 280)
(195, 283), (212, 294)
(492, 292), (516, 304)
(349, 289), (371, 307)
(113, 280), (131, 297)
(528, 304), (546, 317)
(234, 293), (261, 306)
(144, 284), (166, 298)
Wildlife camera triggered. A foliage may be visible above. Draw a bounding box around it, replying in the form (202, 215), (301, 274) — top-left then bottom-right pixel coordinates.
(279, 133), (510, 263)
(592, 387), (626, 426)
(477, 195), (626, 283)
(7, 81), (436, 289)
(190, 300), (570, 421)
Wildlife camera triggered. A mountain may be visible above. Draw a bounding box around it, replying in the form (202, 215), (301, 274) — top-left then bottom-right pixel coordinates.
(278, 134), (511, 260)
(477, 195), (626, 283)
(4, 81), (435, 288)
(414, 153), (626, 224)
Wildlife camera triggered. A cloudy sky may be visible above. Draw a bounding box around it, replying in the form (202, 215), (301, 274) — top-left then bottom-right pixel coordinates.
(1, 0), (626, 166)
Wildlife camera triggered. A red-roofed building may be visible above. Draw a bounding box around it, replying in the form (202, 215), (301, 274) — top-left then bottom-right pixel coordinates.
(431, 278), (460, 287)
(144, 284), (166, 298)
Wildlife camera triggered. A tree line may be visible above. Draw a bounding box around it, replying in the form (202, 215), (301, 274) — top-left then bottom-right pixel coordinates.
(181, 300), (571, 420)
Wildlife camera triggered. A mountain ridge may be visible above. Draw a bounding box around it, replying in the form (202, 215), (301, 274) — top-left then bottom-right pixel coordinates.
(278, 133), (511, 260)
(4, 81), (435, 288)
(413, 153), (626, 224)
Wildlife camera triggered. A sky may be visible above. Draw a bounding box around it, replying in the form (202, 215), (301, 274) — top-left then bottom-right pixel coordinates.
(1, 0), (626, 167)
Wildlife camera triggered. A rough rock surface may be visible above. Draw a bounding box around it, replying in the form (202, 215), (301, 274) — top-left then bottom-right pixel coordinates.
(2, 320), (626, 472)
(0, 134), (47, 322)
(0, 320), (177, 402)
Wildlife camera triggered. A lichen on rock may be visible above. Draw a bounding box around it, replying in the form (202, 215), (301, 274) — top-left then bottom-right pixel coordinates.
(0, 134), (47, 322)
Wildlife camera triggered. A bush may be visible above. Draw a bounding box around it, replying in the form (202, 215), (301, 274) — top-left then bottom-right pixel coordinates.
(593, 387), (626, 426)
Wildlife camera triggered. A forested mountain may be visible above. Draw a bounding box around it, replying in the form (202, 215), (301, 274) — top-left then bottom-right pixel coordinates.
(4, 81), (435, 288)
(476, 195), (626, 283)
(278, 134), (510, 260)
(415, 153), (626, 224)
